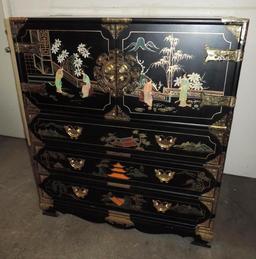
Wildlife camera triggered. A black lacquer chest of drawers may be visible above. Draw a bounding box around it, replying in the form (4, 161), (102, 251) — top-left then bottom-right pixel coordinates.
(9, 17), (249, 247)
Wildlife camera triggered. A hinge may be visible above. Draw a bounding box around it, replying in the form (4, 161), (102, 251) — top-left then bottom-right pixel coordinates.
(205, 46), (243, 62)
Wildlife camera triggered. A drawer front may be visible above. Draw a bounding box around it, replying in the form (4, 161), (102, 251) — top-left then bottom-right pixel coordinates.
(40, 175), (214, 225)
(36, 148), (220, 198)
(30, 115), (222, 164)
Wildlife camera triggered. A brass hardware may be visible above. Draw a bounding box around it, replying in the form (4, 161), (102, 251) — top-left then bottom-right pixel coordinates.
(64, 125), (82, 140)
(201, 93), (236, 108)
(102, 18), (132, 24)
(9, 17), (28, 38)
(222, 17), (249, 46)
(152, 200), (172, 213)
(4, 46), (11, 53)
(68, 158), (85, 171)
(205, 45), (243, 62)
(155, 135), (176, 150)
(102, 18), (132, 39)
(155, 169), (176, 183)
(94, 50), (140, 97)
(195, 225), (214, 242)
(209, 113), (233, 146)
(226, 25), (242, 42)
(199, 199), (213, 212)
(104, 105), (130, 121)
(72, 186), (89, 198)
(105, 210), (134, 227)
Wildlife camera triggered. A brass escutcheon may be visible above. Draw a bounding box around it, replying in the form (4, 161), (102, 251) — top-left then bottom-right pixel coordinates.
(64, 125), (83, 140)
(68, 158), (85, 171)
(152, 200), (172, 213)
(155, 135), (176, 151)
(72, 186), (89, 198)
(155, 169), (176, 183)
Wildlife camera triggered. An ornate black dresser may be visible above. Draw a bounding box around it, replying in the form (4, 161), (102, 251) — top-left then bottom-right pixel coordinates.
(9, 17), (248, 247)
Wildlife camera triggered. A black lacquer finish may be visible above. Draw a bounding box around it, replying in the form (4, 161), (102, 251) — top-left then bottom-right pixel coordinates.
(10, 16), (248, 247)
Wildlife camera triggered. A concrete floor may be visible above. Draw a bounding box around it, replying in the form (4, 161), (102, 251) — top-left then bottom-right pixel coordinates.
(0, 136), (255, 259)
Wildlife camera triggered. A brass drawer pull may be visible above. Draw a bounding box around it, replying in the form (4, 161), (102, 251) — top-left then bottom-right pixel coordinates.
(68, 158), (85, 171)
(72, 186), (89, 198)
(155, 169), (176, 183)
(155, 135), (176, 150)
(152, 200), (172, 213)
(64, 125), (83, 140)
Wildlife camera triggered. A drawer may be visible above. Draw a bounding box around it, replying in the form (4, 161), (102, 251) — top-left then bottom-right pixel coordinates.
(40, 175), (214, 225)
(36, 147), (220, 198)
(54, 199), (197, 235)
(30, 114), (222, 164)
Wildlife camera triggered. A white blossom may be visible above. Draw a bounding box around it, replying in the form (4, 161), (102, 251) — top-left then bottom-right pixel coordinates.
(61, 49), (69, 59)
(51, 44), (59, 54)
(174, 76), (183, 87)
(77, 43), (90, 59)
(77, 43), (86, 53)
(73, 57), (83, 68)
(188, 72), (201, 83)
(73, 53), (79, 59)
(57, 54), (65, 64)
(81, 48), (90, 58)
(54, 39), (62, 47)
(74, 68), (82, 77)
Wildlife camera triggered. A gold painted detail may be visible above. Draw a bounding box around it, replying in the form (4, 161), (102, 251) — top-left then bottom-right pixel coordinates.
(15, 43), (40, 54)
(72, 186), (89, 198)
(106, 211), (134, 228)
(174, 141), (214, 154)
(155, 135), (176, 151)
(104, 105), (130, 121)
(68, 158), (85, 171)
(152, 200), (172, 213)
(101, 130), (150, 151)
(155, 169), (176, 183)
(205, 46), (243, 62)
(64, 125), (83, 140)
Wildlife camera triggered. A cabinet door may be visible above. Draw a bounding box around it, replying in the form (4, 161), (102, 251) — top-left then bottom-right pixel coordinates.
(115, 18), (248, 126)
(11, 18), (116, 117)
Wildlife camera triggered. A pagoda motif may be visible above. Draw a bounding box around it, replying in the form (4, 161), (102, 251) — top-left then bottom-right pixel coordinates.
(108, 163), (130, 180)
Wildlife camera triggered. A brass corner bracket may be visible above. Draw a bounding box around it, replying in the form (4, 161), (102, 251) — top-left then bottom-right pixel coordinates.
(102, 18), (132, 39)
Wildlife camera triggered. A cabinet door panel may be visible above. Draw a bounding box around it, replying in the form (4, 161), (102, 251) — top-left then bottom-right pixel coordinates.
(11, 18), (116, 117)
(115, 18), (248, 126)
